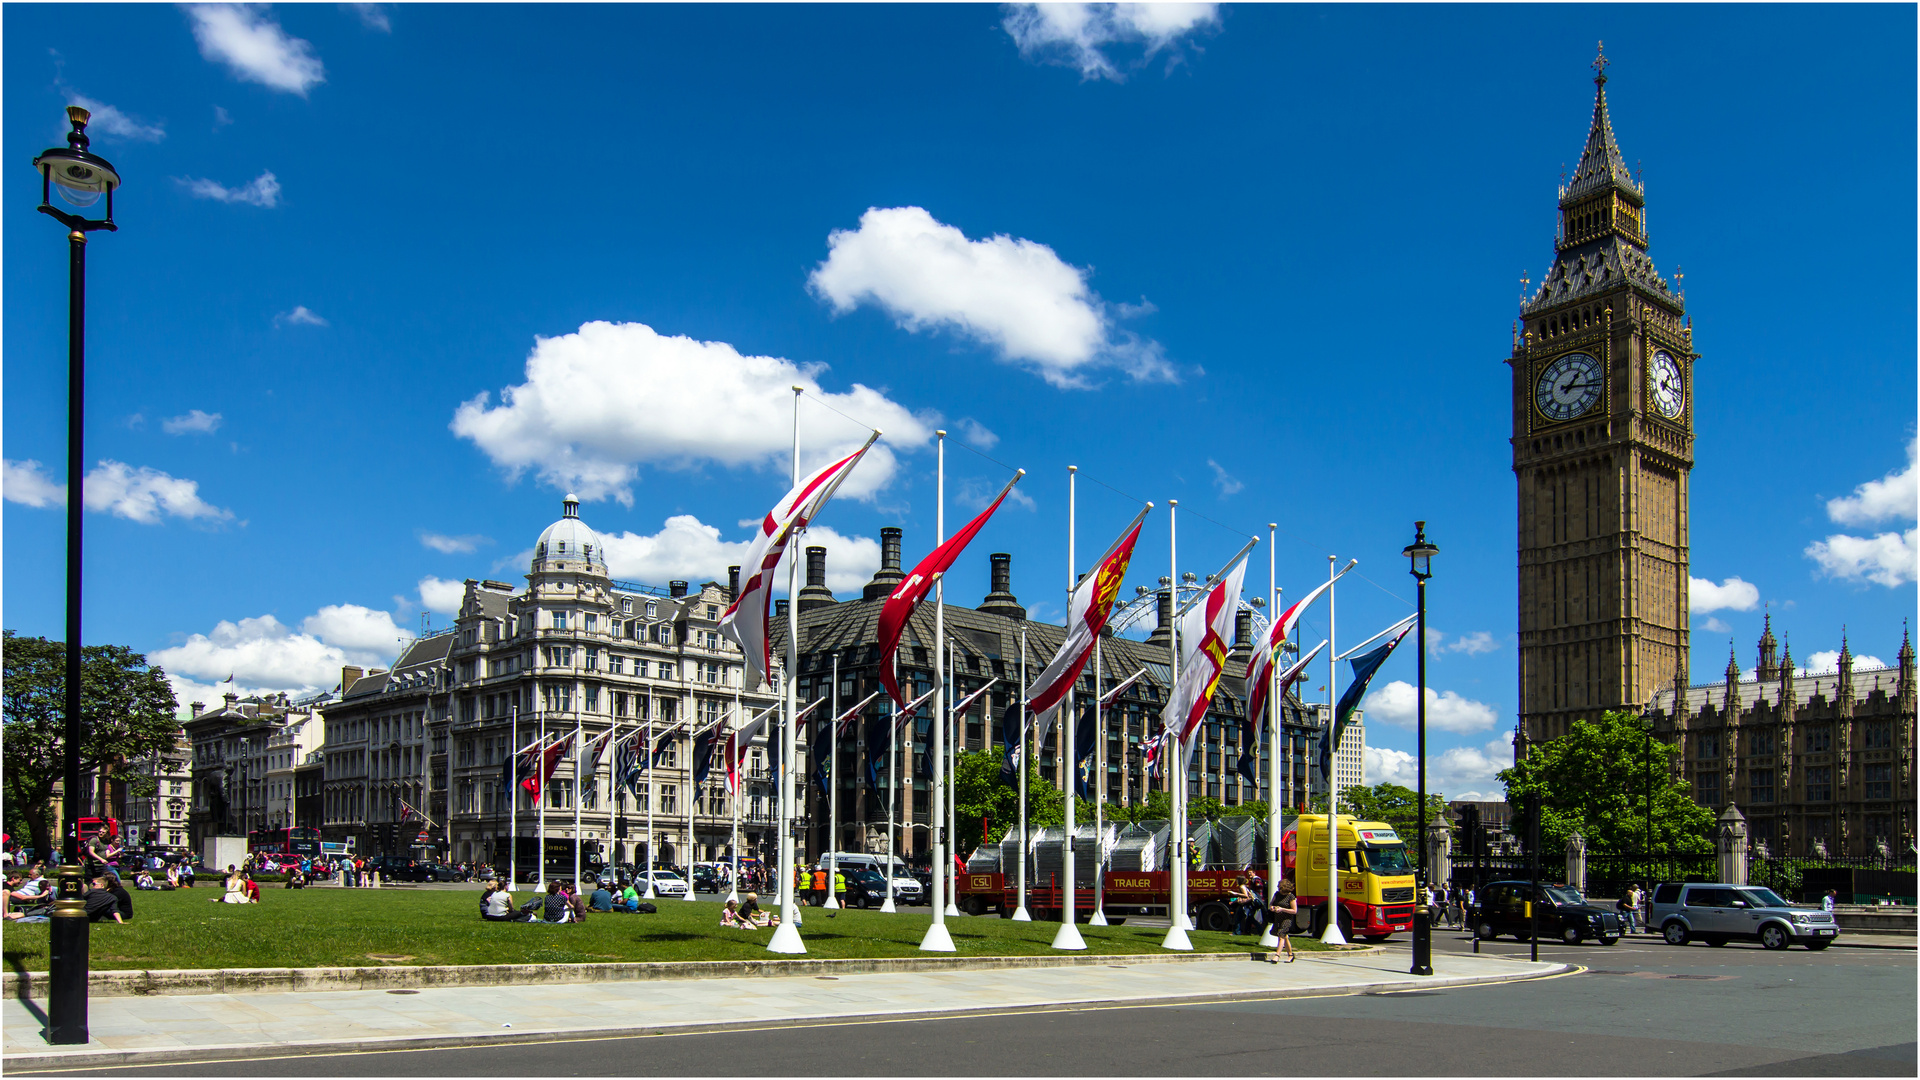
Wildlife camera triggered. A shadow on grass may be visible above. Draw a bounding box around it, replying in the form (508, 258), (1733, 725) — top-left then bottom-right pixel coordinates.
(630, 932), (706, 943)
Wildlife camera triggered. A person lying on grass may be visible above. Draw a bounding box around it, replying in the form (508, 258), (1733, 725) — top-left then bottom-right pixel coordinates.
(85, 875), (130, 923)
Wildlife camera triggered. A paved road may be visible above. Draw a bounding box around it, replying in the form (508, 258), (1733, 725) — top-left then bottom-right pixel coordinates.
(35, 927), (1909, 1077)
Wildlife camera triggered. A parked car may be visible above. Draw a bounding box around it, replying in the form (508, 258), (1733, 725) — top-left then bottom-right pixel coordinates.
(641, 870), (690, 896)
(362, 856), (438, 883)
(1648, 882), (1838, 950)
(842, 869), (892, 908)
(1471, 880), (1624, 945)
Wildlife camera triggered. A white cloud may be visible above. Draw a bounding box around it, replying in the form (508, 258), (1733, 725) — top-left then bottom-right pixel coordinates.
(956, 418), (999, 450)
(451, 320), (933, 506)
(420, 532), (489, 554)
(417, 576), (465, 616)
(162, 409), (224, 435)
(809, 206), (1172, 388)
(1826, 437), (1918, 526)
(298, 604), (407, 655)
(3, 459), (67, 508)
(1805, 529), (1917, 588)
(153, 604), (408, 709)
(68, 95), (165, 142)
(1689, 575), (1760, 614)
(1206, 459), (1243, 498)
(596, 515), (881, 596)
(347, 3), (391, 31)
(1366, 732), (1515, 802)
(179, 170), (281, 208)
(185, 4), (325, 96)
(1362, 680), (1499, 734)
(83, 461), (232, 524)
(1444, 631), (1498, 656)
(1003, 2), (1219, 81)
(275, 305), (327, 327)
(1700, 616), (1731, 635)
(213, 105), (233, 128)
(1801, 649), (1889, 675)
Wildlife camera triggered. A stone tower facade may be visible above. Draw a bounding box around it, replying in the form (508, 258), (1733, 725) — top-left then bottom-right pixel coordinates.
(1511, 50), (1695, 758)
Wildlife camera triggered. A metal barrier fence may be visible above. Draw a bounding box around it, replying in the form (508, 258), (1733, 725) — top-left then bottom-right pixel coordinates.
(1750, 856), (1917, 903)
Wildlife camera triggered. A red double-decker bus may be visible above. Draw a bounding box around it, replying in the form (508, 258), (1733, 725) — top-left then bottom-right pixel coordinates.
(248, 826), (321, 867)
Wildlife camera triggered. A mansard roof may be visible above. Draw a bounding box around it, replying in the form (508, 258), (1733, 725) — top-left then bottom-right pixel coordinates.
(1648, 663), (1906, 721)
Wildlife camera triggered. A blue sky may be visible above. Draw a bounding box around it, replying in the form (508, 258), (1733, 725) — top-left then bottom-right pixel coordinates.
(5, 4), (1914, 801)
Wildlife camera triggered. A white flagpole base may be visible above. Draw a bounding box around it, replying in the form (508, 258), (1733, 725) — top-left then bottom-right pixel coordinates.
(943, 902), (961, 917)
(823, 895), (839, 910)
(1009, 905), (1031, 922)
(726, 887), (740, 904)
(1088, 910), (1109, 926)
(879, 898), (897, 913)
(644, 886), (656, 900)
(919, 923), (957, 952)
(1161, 924), (1194, 951)
(1175, 913), (1193, 931)
(1320, 914), (1347, 946)
(681, 888), (697, 901)
(766, 919), (807, 954)
(1050, 921), (1088, 951)
(1257, 928), (1279, 947)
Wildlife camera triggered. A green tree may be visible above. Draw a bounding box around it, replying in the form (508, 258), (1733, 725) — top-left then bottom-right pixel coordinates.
(3, 632), (181, 857)
(1107, 788), (1173, 825)
(952, 749), (1064, 852)
(1498, 710), (1713, 857)
(1339, 782), (1448, 838)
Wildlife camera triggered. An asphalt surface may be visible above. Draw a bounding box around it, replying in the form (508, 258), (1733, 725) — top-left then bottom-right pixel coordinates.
(26, 927), (1911, 1077)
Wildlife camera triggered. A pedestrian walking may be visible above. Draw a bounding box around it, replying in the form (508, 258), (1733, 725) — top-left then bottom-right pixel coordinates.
(1822, 889), (1837, 913)
(1618, 884), (1641, 934)
(1264, 879), (1298, 964)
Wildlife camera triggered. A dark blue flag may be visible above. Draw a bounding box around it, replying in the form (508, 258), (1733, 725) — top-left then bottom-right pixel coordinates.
(998, 705), (1022, 789)
(1320, 625), (1411, 781)
(865, 711), (890, 792)
(1072, 701), (1097, 797)
(692, 728), (718, 786)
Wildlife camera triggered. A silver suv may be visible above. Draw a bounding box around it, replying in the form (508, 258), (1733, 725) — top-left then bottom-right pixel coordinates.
(1648, 882), (1839, 951)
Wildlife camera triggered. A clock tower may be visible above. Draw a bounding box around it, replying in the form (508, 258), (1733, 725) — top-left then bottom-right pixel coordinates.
(1511, 48), (1694, 758)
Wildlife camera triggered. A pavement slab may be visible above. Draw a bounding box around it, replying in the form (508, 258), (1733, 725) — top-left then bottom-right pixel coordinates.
(3, 951), (1565, 1070)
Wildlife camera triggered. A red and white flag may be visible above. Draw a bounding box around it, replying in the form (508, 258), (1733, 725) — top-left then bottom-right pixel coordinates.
(522, 735), (569, 799)
(720, 432), (880, 691)
(1026, 506), (1151, 742)
(892, 686), (939, 733)
(878, 472), (1023, 708)
(1244, 568), (1348, 725)
(724, 704), (777, 794)
(1161, 556), (1250, 769)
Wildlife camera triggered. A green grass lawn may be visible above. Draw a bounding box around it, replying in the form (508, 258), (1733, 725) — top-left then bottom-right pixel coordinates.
(2, 888), (1333, 972)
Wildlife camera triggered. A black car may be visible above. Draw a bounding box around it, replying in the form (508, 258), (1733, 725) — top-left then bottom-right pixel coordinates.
(363, 856), (438, 883)
(1472, 880), (1623, 945)
(842, 869), (893, 909)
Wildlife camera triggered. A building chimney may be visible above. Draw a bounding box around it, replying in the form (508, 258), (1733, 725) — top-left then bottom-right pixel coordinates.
(775, 598), (790, 618)
(864, 527), (907, 600)
(727, 565), (741, 602)
(669, 580), (689, 598)
(1228, 607), (1255, 669)
(190, 702), (205, 718)
(1146, 579), (1175, 647)
(977, 552), (1027, 620)
(341, 665), (364, 691)
(798, 545), (838, 612)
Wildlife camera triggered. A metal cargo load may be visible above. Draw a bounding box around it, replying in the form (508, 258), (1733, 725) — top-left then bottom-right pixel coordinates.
(1110, 820), (1171, 872)
(966, 844), (1001, 874)
(1031, 824), (1116, 889)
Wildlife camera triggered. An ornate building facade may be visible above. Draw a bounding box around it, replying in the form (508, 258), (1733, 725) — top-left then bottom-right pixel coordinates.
(1512, 52), (1694, 757)
(1645, 622), (1915, 857)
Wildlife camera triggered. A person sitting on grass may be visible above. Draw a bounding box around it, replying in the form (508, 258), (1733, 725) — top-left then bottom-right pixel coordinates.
(85, 875), (125, 923)
(134, 869), (158, 891)
(481, 880), (516, 921)
(618, 881), (640, 913)
(241, 870), (262, 904)
(3, 870), (51, 922)
(738, 892), (776, 928)
(164, 864), (181, 890)
(589, 881), (613, 913)
(214, 866), (250, 904)
(720, 898), (747, 928)
(537, 880), (571, 923)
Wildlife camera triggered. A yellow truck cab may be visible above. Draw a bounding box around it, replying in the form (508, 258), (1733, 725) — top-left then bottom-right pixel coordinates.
(1280, 813), (1418, 942)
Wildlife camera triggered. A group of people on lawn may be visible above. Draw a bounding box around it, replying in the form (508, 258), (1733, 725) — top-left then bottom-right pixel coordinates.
(3, 865), (135, 924)
(479, 878), (659, 923)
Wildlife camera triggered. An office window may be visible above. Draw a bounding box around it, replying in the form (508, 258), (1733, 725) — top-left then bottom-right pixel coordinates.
(584, 613), (598, 633)
(1807, 726), (1831, 752)
(614, 692), (629, 718)
(1696, 771), (1719, 807)
(1864, 763), (1893, 800)
(1749, 769), (1774, 804)
(609, 655), (624, 675)
(584, 685), (601, 712)
(553, 610), (570, 630)
(548, 779), (572, 810)
(1695, 733), (1720, 760)
(1749, 730), (1775, 756)
(1805, 766), (1831, 803)
(660, 785), (678, 814)
(1865, 722), (1892, 750)
(586, 648), (600, 671)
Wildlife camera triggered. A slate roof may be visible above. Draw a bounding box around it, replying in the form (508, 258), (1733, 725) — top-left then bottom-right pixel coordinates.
(1648, 665), (1907, 719)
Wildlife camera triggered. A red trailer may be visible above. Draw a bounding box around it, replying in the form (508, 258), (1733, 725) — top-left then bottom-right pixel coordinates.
(957, 868), (1258, 931)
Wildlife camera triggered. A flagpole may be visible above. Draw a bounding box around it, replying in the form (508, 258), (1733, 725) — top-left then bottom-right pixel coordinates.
(823, 657), (839, 910)
(1053, 465), (1086, 950)
(922, 430), (955, 952)
(684, 715), (698, 903)
(573, 712), (583, 888)
(729, 688), (742, 904)
(643, 689), (656, 900)
(769, 386), (807, 952)
(1089, 632), (1108, 926)
(1012, 627), (1031, 921)
(509, 703), (518, 885)
(1162, 498), (1191, 950)
(882, 650), (898, 915)
(945, 639), (960, 918)
(1259, 524), (1283, 948)
(537, 706), (547, 895)
(1322, 553), (1346, 945)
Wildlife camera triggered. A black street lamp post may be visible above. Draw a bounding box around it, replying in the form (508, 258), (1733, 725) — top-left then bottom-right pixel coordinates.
(34, 105), (121, 1047)
(1403, 521), (1438, 977)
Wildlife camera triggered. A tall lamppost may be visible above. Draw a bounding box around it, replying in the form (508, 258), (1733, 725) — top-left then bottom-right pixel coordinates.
(1403, 521), (1438, 977)
(34, 105), (121, 1046)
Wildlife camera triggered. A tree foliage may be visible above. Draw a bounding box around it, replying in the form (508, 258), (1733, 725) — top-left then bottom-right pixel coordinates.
(1498, 710), (1714, 857)
(1107, 788), (1173, 825)
(952, 749), (1063, 853)
(2, 631), (181, 857)
(1338, 783), (1449, 838)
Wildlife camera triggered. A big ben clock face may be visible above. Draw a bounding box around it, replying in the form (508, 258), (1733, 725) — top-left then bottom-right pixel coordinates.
(1650, 349), (1685, 419)
(1535, 352), (1603, 422)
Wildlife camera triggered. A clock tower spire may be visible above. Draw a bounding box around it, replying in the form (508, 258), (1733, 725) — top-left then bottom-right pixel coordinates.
(1510, 46), (1695, 759)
